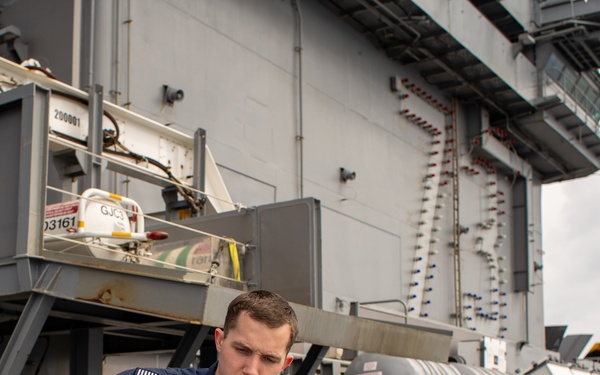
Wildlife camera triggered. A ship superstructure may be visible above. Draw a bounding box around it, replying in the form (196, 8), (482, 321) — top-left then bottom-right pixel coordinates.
(0, 0), (598, 374)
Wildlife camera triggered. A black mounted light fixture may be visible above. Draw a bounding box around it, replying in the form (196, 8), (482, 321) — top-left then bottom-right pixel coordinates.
(163, 85), (185, 106)
(340, 167), (356, 183)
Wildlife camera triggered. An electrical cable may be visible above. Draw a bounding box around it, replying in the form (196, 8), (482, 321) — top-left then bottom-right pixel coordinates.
(24, 65), (57, 80)
(50, 90), (121, 148)
(104, 145), (200, 213)
(50, 135), (241, 210)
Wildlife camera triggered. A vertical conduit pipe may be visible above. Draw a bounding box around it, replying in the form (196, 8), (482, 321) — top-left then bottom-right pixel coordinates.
(88, 0), (95, 87)
(451, 97), (462, 327)
(125, 0), (131, 109)
(111, 0), (120, 104)
(292, 0), (304, 198)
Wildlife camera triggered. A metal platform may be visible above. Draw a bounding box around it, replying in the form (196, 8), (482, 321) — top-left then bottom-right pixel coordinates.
(0, 80), (452, 374)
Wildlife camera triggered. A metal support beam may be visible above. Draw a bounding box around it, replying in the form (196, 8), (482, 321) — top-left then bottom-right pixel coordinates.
(295, 344), (329, 375)
(168, 324), (211, 367)
(84, 83), (104, 190)
(194, 128), (207, 216)
(341, 303), (359, 361)
(321, 361), (341, 375)
(70, 327), (103, 375)
(0, 293), (56, 375)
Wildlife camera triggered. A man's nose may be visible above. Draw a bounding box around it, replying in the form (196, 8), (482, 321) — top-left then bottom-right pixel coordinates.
(243, 355), (261, 375)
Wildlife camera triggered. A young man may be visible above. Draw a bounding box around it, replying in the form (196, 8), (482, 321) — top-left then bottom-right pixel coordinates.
(117, 290), (299, 375)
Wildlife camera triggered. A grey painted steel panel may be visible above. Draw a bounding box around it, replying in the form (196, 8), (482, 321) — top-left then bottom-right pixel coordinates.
(320, 207), (404, 312)
(258, 198), (322, 308)
(31, 260), (216, 324)
(0, 84), (49, 266)
(0, 97), (23, 260)
(559, 335), (593, 364)
(546, 323), (568, 352)
(293, 303), (452, 362)
(512, 176), (529, 292)
(0, 0), (75, 83)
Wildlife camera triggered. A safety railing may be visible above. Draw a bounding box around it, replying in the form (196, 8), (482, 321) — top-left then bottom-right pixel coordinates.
(543, 68), (600, 135)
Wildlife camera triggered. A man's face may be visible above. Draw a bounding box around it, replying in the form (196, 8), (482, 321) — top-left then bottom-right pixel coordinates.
(214, 311), (294, 375)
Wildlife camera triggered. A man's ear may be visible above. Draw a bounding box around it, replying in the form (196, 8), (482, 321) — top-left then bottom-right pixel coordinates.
(282, 354), (294, 370)
(215, 328), (225, 353)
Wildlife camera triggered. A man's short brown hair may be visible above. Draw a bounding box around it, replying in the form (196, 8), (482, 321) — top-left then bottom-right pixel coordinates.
(223, 290), (299, 352)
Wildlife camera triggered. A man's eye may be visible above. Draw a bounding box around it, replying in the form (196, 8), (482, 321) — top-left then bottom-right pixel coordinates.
(236, 347), (250, 354)
(263, 357), (278, 364)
